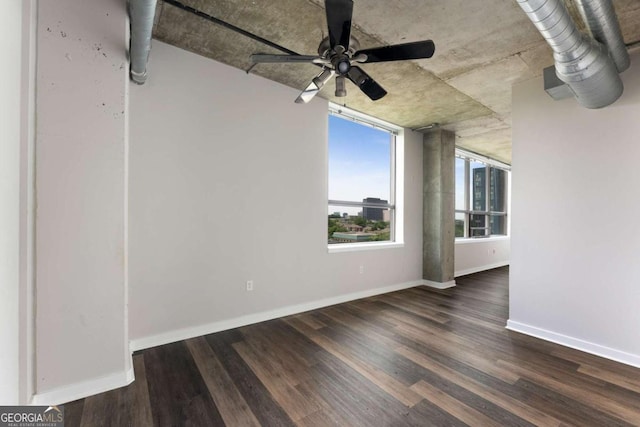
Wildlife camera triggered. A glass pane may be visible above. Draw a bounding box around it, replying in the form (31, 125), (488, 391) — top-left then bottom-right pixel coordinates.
(470, 214), (487, 237)
(490, 168), (507, 212)
(490, 215), (507, 235)
(470, 161), (487, 212)
(455, 212), (465, 238)
(328, 205), (391, 244)
(455, 157), (465, 210)
(328, 115), (391, 203)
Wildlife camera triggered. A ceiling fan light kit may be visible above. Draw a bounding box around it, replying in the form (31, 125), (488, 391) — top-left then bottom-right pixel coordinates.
(250, 0), (436, 104)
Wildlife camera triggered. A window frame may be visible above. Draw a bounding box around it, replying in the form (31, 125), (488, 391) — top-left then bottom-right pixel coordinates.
(327, 103), (404, 252)
(455, 148), (510, 239)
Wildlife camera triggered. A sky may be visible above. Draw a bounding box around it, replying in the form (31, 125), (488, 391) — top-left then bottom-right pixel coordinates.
(328, 115), (391, 215)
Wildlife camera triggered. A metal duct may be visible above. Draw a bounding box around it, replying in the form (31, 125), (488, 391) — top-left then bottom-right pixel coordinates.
(129, 0), (157, 84)
(575, 0), (630, 73)
(516, 0), (623, 108)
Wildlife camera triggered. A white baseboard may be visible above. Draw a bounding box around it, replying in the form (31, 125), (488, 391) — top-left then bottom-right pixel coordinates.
(421, 279), (456, 289)
(455, 261), (509, 278)
(31, 366), (135, 406)
(126, 364), (135, 383)
(506, 320), (640, 369)
(130, 279), (424, 352)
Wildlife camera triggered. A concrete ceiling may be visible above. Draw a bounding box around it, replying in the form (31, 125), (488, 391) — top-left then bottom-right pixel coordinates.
(152, 0), (640, 164)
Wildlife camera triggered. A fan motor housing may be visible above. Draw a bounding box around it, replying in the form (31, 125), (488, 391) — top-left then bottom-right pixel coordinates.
(318, 36), (360, 59)
(333, 55), (351, 75)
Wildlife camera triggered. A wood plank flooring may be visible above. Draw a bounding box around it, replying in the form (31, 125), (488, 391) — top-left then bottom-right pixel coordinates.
(64, 267), (640, 426)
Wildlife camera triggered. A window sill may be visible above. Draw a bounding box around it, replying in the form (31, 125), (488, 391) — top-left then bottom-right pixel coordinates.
(328, 241), (405, 253)
(455, 236), (509, 245)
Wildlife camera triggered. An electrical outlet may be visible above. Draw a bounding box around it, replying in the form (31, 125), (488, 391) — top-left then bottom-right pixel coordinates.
(359, 265), (364, 274)
(246, 280), (254, 291)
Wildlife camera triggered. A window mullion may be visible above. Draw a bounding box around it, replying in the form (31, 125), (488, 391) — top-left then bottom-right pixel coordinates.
(464, 158), (470, 238)
(389, 133), (396, 242)
(485, 165), (490, 236)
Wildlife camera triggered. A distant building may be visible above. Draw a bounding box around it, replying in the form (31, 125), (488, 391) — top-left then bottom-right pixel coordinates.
(362, 197), (388, 221)
(471, 168), (506, 236)
(346, 224), (363, 232)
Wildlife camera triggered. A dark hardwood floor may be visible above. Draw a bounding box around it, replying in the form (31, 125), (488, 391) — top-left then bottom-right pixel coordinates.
(64, 267), (640, 426)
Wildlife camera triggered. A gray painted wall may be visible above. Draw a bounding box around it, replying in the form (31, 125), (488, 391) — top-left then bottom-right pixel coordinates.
(455, 238), (510, 277)
(510, 49), (640, 367)
(34, 0), (131, 400)
(129, 41), (425, 348)
(0, 0), (24, 405)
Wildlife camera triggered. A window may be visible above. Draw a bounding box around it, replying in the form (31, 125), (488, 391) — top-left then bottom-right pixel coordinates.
(327, 107), (400, 246)
(455, 149), (510, 238)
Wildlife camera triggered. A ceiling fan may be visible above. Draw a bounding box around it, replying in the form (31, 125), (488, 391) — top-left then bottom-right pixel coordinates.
(249, 0), (436, 104)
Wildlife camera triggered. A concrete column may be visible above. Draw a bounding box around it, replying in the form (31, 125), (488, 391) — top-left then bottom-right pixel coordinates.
(33, 0), (132, 404)
(422, 129), (456, 288)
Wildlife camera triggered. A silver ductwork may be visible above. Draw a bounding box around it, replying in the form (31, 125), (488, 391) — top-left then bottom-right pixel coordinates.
(129, 0), (157, 85)
(516, 0), (625, 109)
(575, 0), (630, 73)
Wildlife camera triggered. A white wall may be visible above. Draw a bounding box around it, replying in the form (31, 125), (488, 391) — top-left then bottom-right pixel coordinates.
(129, 41), (424, 348)
(455, 238), (510, 277)
(509, 50), (640, 367)
(33, 0), (132, 403)
(0, 0), (24, 405)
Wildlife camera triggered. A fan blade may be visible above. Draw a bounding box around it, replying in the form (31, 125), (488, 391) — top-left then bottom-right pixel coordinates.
(250, 54), (326, 64)
(347, 66), (387, 101)
(295, 81), (321, 104)
(355, 40), (435, 63)
(325, 0), (353, 50)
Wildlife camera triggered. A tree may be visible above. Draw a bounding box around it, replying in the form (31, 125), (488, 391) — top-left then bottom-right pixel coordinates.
(353, 216), (367, 227)
(369, 231), (390, 241)
(328, 218), (347, 238)
(371, 221), (387, 231)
